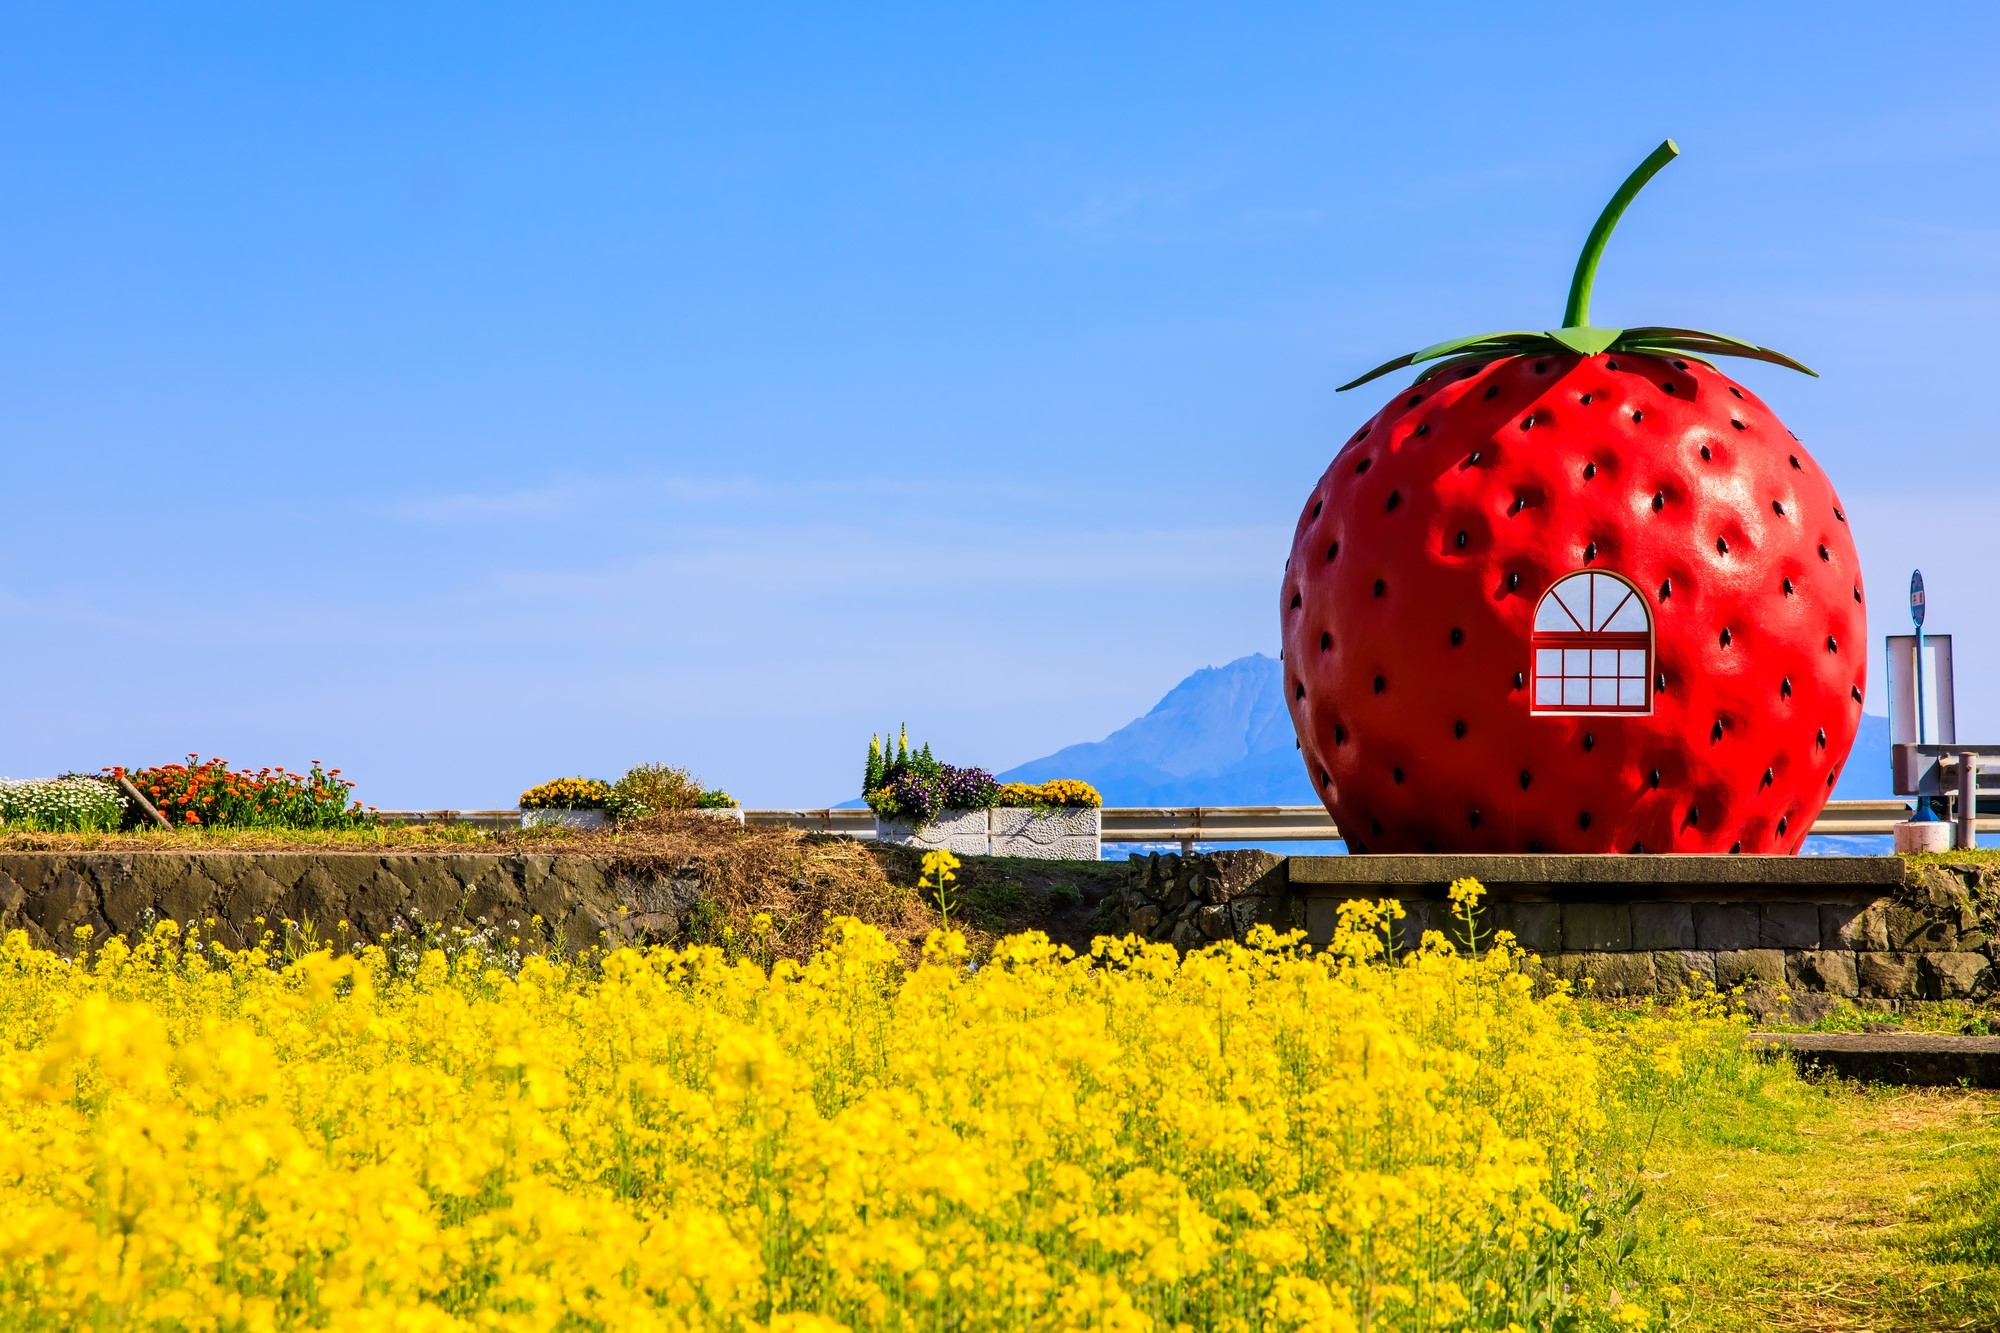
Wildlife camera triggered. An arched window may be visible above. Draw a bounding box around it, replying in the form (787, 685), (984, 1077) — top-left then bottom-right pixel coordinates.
(1530, 570), (1652, 714)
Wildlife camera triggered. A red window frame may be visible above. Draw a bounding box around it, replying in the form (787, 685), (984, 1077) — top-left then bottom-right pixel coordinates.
(1529, 571), (1654, 716)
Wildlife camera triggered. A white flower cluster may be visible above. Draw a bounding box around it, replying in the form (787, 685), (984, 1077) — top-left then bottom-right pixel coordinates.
(0, 777), (128, 832)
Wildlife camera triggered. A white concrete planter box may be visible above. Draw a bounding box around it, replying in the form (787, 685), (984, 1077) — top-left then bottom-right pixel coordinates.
(874, 807), (1100, 860)
(992, 807), (1101, 859)
(874, 808), (991, 856)
(521, 808), (611, 831)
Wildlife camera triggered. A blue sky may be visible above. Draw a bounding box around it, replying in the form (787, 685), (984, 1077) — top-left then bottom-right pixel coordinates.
(3, 3), (1998, 808)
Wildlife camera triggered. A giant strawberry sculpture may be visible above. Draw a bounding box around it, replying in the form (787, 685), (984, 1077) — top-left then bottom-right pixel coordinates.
(1283, 141), (1863, 854)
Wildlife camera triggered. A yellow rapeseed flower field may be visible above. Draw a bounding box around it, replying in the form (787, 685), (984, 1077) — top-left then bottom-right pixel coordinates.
(0, 883), (1732, 1331)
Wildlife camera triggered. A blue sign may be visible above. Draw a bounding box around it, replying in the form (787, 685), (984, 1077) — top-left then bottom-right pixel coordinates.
(1911, 569), (1926, 630)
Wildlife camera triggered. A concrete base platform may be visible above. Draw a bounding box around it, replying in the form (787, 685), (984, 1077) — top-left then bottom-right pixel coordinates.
(1748, 1032), (2000, 1087)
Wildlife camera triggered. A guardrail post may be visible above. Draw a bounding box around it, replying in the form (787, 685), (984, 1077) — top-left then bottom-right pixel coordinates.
(1959, 751), (1979, 850)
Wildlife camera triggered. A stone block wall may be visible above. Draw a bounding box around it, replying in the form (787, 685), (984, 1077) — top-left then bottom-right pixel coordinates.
(0, 853), (714, 957)
(1102, 852), (2000, 1002)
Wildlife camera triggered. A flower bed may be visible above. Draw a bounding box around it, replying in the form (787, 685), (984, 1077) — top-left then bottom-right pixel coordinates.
(111, 757), (370, 830)
(0, 883), (1744, 1329)
(865, 730), (1100, 857)
(0, 777), (126, 833)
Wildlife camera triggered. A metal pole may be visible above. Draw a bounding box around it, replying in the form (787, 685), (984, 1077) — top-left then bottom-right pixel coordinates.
(1916, 626), (1927, 745)
(1958, 751), (1978, 850)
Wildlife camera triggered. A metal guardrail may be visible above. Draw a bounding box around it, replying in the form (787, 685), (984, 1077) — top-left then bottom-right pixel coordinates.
(379, 801), (1919, 842)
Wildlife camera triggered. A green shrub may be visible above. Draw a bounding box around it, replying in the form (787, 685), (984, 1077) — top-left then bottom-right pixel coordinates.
(605, 764), (738, 822)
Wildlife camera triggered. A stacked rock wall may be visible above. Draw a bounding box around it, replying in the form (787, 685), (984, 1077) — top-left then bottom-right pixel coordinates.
(1102, 852), (2000, 1002)
(0, 853), (705, 956)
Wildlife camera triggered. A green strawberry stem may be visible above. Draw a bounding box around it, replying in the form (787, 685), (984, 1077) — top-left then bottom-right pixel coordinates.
(1335, 139), (1814, 392)
(1561, 139), (1679, 329)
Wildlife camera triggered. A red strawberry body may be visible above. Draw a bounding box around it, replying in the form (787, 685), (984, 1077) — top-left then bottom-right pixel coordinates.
(1280, 350), (1864, 854)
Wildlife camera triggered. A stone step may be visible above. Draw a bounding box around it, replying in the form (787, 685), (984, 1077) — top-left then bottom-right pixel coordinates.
(1747, 1032), (2000, 1087)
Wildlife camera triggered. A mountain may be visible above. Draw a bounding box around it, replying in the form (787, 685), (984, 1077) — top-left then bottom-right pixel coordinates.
(997, 655), (1316, 805)
(999, 652), (1895, 807)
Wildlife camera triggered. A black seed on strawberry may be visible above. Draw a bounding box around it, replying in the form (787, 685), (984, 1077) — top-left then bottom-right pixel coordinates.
(1335, 724), (1346, 744)
(1663, 382), (1677, 394)
(1509, 572), (1521, 591)
(1581, 393), (1594, 404)
(1853, 585), (1861, 602)
(1827, 635), (1839, 653)
(1406, 394), (1423, 407)
(1392, 767), (1404, 784)
(1852, 685), (1863, 702)
(1386, 491), (1401, 511)
(1731, 386), (1744, 399)
(1522, 415), (1535, 430)
(1319, 768), (1330, 786)
(1579, 812), (1592, 830)
(1355, 458), (1372, 473)
(1632, 841), (1646, 853)
(1720, 627), (1732, 646)
(1653, 492), (1665, 511)
(1656, 672), (1666, 692)
(1514, 671), (1525, 689)
(1373, 579), (1386, 597)
(1633, 410), (1644, 423)
(1468, 810), (1482, 828)
(1700, 444), (1712, 460)
(1585, 542), (1598, 562)
(1584, 462), (1597, 479)
(1659, 578), (1672, 598)
(1485, 384), (1499, 400)
(1320, 631), (1331, 650)
(1412, 423), (1430, 438)
(1818, 544), (1829, 561)
(1777, 816), (1789, 835)
(1674, 360), (1688, 370)
(1374, 675), (1386, 693)
(1711, 720), (1724, 742)
(1730, 841), (1742, 853)
(1772, 500), (1785, 516)
(1783, 577), (1794, 595)
(1687, 806), (1699, 826)
(1468, 451), (1482, 465)
(1370, 818), (1383, 835)
(1454, 720), (1467, 739)
(1649, 769), (1661, 787)
(1606, 359), (1619, 370)
(1834, 507), (1845, 522)
(1295, 682), (1305, 700)
(1583, 733), (1595, 751)
(1716, 537), (1729, 554)
(1789, 454), (1801, 469)
(1290, 592), (1301, 609)
(1312, 500), (1322, 517)
(1762, 768), (1774, 787)
(1521, 770), (1532, 790)
(1327, 542), (1340, 560)
(1731, 419), (1746, 430)
(1510, 496), (1525, 514)
(1450, 627), (1463, 645)
(1456, 529), (1468, 548)
(1356, 426), (1370, 440)
(1781, 677), (1793, 697)
(1816, 728), (1826, 747)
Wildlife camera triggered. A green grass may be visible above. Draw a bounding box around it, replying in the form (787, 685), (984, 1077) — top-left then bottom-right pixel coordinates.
(1580, 1013), (2000, 1331)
